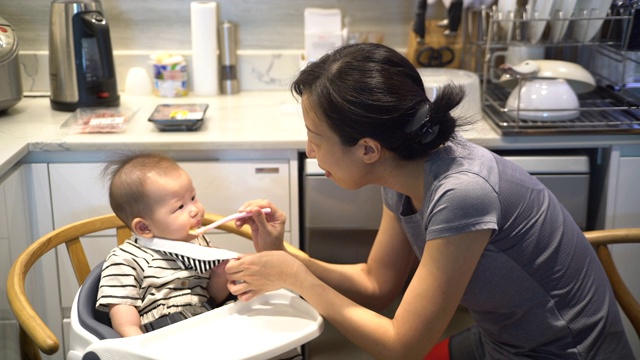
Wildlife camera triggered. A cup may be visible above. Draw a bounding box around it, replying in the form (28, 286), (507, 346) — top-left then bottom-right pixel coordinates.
(124, 67), (152, 96)
(490, 44), (546, 82)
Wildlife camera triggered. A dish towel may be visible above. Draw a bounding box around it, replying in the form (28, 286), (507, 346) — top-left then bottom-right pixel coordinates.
(137, 237), (239, 274)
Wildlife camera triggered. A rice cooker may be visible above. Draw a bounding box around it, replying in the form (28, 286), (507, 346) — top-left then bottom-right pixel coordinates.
(0, 16), (23, 112)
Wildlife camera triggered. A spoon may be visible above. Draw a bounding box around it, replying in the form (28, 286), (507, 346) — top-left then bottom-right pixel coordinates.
(189, 208), (272, 236)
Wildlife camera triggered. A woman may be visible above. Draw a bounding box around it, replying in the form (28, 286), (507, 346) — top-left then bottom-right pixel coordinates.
(226, 43), (633, 359)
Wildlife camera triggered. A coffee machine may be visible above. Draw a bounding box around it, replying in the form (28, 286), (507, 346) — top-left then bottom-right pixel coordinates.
(49, 0), (119, 111)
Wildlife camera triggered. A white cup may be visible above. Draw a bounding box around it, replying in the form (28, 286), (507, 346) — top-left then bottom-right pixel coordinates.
(490, 44), (546, 82)
(125, 67), (153, 96)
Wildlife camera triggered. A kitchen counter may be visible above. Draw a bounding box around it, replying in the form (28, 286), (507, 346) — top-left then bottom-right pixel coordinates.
(1, 91), (640, 175)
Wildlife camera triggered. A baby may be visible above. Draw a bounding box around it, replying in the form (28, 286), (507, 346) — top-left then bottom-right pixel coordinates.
(96, 153), (234, 337)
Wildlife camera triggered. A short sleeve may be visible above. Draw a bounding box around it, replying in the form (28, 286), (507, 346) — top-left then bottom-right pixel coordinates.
(425, 171), (499, 240)
(96, 251), (144, 311)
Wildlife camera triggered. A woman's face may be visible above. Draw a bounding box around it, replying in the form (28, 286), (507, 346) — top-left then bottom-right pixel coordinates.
(302, 96), (370, 190)
(142, 169), (205, 241)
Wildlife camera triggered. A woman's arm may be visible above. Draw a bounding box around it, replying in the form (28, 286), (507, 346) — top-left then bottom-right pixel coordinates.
(109, 304), (143, 337)
(293, 206), (417, 310)
(230, 201), (491, 358)
(236, 202), (416, 309)
(227, 229), (490, 358)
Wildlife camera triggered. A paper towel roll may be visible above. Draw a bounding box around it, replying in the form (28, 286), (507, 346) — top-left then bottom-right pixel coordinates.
(190, 1), (219, 96)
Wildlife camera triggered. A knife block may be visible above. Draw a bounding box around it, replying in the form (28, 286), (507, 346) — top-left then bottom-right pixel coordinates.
(406, 20), (463, 69)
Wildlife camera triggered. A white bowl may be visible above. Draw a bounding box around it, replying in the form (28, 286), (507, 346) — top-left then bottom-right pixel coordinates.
(417, 68), (481, 121)
(505, 78), (580, 121)
(499, 59), (596, 94)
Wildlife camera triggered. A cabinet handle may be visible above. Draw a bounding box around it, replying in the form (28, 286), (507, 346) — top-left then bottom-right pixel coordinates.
(255, 167), (280, 174)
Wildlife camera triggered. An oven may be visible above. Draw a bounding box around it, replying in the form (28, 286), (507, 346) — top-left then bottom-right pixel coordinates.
(301, 151), (590, 358)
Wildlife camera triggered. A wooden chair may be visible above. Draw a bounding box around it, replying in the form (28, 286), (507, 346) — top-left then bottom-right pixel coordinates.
(6, 212), (305, 360)
(584, 228), (640, 341)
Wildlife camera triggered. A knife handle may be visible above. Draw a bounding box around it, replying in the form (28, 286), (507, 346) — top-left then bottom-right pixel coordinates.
(413, 0), (427, 42)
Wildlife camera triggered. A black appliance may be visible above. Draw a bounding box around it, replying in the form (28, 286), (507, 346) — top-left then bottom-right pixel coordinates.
(49, 0), (119, 111)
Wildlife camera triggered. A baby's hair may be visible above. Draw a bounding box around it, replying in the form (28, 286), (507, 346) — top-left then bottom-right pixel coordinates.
(102, 152), (182, 229)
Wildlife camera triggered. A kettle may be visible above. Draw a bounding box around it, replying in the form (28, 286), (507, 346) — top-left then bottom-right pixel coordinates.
(49, 0), (119, 111)
(0, 16), (23, 113)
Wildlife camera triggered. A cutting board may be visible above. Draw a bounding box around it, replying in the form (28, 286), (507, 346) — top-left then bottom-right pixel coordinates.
(407, 20), (464, 69)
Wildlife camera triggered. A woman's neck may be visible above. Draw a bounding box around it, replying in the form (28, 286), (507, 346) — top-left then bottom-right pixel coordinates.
(376, 155), (426, 211)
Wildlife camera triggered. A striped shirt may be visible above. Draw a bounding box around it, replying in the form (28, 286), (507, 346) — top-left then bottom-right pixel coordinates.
(96, 236), (213, 325)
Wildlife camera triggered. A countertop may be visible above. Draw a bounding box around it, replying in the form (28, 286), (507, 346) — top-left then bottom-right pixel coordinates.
(1, 91), (640, 175)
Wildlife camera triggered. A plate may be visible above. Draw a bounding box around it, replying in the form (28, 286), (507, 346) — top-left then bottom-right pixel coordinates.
(527, 0), (554, 44)
(497, 0), (518, 33)
(571, 0), (611, 42)
(548, 0), (577, 43)
(498, 59), (596, 94)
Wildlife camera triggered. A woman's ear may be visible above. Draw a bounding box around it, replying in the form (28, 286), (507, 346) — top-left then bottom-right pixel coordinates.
(132, 218), (153, 238)
(359, 138), (381, 163)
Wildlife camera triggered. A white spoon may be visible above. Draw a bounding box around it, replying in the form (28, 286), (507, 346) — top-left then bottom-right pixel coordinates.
(189, 208), (272, 236)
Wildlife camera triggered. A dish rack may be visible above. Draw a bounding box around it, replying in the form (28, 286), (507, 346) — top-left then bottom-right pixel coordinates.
(460, 5), (640, 135)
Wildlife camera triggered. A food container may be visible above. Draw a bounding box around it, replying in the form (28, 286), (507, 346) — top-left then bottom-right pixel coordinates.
(148, 103), (208, 131)
(60, 107), (138, 133)
(151, 54), (188, 97)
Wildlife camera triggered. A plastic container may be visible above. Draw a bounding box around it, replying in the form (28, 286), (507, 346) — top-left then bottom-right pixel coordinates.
(60, 107), (138, 134)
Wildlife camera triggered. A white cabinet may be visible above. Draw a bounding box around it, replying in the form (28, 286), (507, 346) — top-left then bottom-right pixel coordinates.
(47, 159), (296, 357)
(0, 165), (39, 360)
(603, 145), (640, 358)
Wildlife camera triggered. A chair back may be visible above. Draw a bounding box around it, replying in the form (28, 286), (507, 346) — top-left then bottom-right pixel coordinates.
(6, 213), (253, 359)
(584, 228), (640, 341)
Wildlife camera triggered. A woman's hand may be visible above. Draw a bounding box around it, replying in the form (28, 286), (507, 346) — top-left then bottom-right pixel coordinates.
(225, 251), (309, 301)
(236, 199), (286, 252)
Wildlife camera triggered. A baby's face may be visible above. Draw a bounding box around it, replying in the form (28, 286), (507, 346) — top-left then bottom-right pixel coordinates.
(143, 169), (205, 241)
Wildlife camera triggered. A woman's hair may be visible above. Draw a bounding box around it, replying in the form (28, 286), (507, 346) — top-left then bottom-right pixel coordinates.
(291, 43), (467, 160)
(102, 153), (182, 228)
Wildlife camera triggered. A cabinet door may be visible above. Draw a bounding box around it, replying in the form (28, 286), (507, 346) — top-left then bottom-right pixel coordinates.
(179, 161), (290, 232)
(611, 157), (640, 228)
(0, 167), (21, 360)
(606, 150), (640, 359)
(50, 161), (291, 305)
(49, 161), (291, 230)
(0, 166), (39, 360)
(49, 163), (112, 228)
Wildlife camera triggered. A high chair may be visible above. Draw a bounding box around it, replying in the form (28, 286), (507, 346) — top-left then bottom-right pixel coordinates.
(584, 228), (640, 341)
(7, 213), (321, 360)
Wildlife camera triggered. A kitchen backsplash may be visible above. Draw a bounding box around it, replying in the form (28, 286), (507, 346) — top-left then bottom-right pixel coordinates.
(3, 0), (448, 93)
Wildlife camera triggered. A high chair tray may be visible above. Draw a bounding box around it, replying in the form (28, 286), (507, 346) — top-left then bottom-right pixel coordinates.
(83, 290), (323, 360)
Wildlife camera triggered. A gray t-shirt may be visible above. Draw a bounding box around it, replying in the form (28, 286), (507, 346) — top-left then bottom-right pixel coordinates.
(382, 136), (633, 359)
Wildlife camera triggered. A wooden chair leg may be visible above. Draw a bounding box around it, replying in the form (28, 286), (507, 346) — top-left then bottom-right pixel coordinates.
(19, 326), (42, 360)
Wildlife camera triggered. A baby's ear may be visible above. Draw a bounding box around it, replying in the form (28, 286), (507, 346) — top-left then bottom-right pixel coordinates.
(132, 218), (153, 238)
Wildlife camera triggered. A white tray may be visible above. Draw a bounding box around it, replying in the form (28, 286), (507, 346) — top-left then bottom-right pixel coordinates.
(83, 290), (323, 360)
